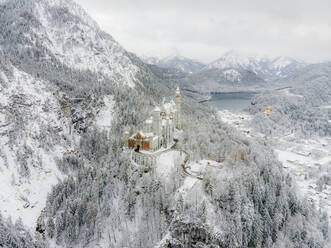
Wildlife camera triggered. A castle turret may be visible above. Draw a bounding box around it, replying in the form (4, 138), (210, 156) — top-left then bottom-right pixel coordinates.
(165, 117), (170, 147)
(124, 131), (129, 147)
(152, 106), (161, 136)
(174, 87), (181, 129)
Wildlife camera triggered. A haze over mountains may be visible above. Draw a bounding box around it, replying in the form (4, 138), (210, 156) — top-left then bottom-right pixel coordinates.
(142, 55), (205, 74)
(208, 50), (307, 80)
(143, 50), (308, 93)
(143, 50), (307, 79)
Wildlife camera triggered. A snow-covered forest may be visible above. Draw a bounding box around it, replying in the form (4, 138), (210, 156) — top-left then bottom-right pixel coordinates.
(0, 0), (329, 247)
(249, 62), (331, 137)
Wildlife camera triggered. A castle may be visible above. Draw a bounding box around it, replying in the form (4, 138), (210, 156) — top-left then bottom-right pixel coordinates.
(124, 87), (181, 155)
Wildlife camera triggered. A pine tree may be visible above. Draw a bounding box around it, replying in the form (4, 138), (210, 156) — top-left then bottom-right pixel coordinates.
(47, 218), (55, 239)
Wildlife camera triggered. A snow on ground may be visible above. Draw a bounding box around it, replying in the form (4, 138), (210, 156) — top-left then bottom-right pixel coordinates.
(185, 160), (222, 177)
(0, 146), (64, 228)
(155, 150), (180, 181)
(34, 0), (139, 88)
(274, 137), (331, 218)
(218, 110), (331, 220)
(218, 110), (253, 136)
(187, 162), (204, 176)
(223, 69), (242, 82)
(95, 95), (114, 132)
(140, 142), (175, 155)
(177, 177), (198, 196)
(0, 65), (69, 228)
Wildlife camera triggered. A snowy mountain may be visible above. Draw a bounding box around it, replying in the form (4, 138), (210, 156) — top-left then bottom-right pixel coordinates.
(141, 56), (162, 65)
(142, 55), (205, 74)
(207, 50), (307, 81)
(0, 1), (329, 247)
(249, 62), (331, 137)
(0, 53), (69, 228)
(0, 0), (165, 231)
(0, 0), (150, 90)
(181, 66), (265, 93)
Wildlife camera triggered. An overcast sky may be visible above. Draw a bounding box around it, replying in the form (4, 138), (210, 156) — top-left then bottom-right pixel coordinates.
(75, 0), (331, 63)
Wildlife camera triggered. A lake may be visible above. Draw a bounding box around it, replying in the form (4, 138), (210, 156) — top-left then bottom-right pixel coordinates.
(205, 92), (256, 112)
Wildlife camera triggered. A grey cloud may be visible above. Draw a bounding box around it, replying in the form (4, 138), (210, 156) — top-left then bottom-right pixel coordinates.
(75, 0), (331, 63)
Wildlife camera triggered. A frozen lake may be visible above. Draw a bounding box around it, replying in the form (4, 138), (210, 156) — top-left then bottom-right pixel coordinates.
(205, 91), (256, 112)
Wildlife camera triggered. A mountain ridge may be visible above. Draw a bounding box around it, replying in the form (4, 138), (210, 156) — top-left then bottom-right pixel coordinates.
(0, 1), (328, 248)
(0, 0), (169, 230)
(0, 0), (154, 90)
(142, 54), (205, 74)
(206, 50), (307, 81)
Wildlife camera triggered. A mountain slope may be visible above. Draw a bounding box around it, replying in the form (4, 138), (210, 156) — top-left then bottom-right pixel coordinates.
(0, 0), (147, 90)
(207, 50), (307, 81)
(0, 0), (168, 230)
(249, 62), (331, 137)
(142, 55), (205, 74)
(0, 1), (328, 247)
(0, 51), (69, 228)
(181, 67), (265, 93)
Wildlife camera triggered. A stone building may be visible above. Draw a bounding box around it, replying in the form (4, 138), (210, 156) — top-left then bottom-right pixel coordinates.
(124, 88), (182, 155)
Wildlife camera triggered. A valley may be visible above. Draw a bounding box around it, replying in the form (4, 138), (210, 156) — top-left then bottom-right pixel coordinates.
(217, 108), (331, 221)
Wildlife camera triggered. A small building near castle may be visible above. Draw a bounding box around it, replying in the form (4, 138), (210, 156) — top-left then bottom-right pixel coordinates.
(124, 88), (182, 163)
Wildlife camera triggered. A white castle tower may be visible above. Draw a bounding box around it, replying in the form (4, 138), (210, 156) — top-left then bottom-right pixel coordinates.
(174, 87), (181, 129)
(124, 131), (129, 147)
(152, 106), (161, 136)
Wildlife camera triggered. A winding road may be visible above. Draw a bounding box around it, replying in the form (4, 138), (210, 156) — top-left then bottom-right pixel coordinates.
(131, 141), (223, 180)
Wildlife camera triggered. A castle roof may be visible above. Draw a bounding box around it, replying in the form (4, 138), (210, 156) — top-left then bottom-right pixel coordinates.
(130, 130), (155, 139)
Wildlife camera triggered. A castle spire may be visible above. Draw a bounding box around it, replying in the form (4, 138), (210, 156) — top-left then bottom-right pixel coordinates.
(176, 87), (180, 96)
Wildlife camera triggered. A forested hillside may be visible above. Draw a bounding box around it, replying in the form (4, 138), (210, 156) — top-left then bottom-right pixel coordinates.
(0, 0), (329, 247)
(249, 62), (331, 137)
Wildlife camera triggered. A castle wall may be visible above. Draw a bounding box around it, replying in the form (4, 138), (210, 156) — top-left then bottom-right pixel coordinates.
(142, 140), (150, 150)
(125, 88), (181, 164)
(128, 139), (135, 149)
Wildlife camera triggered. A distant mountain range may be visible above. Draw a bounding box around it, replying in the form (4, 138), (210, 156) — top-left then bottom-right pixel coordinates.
(142, 55), (205, 74)
(206, 50), (307, 81)
(143, 50), (308, 93)
(0, 1), (328, 247)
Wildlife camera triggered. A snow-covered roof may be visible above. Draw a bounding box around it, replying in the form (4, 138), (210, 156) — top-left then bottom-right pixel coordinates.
(163, 102), (173, 112)
(153, 106), (161, 112)
(130, 130), (157, 139)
